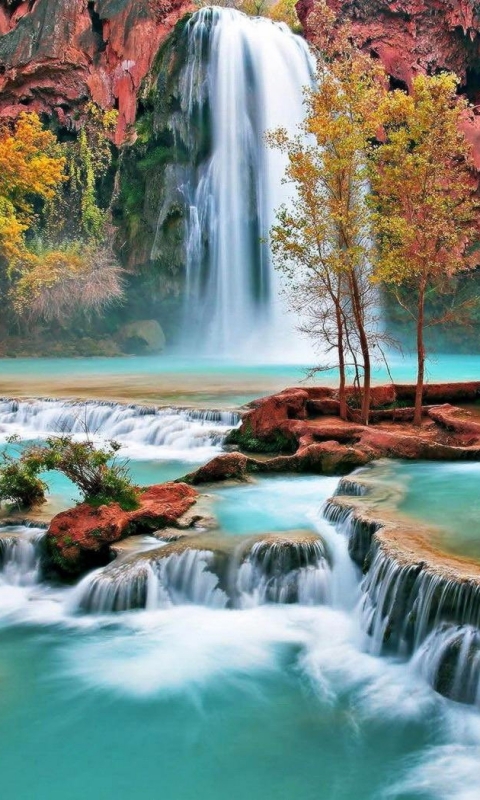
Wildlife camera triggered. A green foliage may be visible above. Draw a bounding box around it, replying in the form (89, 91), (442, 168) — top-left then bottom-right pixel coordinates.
(45, 103), (118, 244)
(226, 424), (297, 454)
(29, 436), (140, 510)
(0, 438), (47, 509)
(0, 435), (139, 511)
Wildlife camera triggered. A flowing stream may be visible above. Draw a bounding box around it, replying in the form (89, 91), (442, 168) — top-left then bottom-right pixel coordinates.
(0, 472), (480, 798)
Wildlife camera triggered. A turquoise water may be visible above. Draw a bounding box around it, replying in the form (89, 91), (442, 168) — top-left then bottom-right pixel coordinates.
(380, 461), (480, 560)
(0, 351), (479, 388)
(0, 475), (480, 799)
(214, 475), (338, 535)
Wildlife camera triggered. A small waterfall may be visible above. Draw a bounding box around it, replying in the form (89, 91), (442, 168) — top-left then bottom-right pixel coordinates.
(71, 548), (228, 613)
(176, 7), (315, 356)
(413, 624), (480, 706)
(360, 547), (480, 656)
(0, 526), (46, 586)
(236, 537), (331, 607)
(323, 501), (377, 567)
(333, 478), (368, 497)
(322, 491), (480, 706)
(71, 535), (332, 614)
(0, 399), (239, 456)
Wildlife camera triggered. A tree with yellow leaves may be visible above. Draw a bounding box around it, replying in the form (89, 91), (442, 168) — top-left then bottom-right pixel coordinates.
(370, 73), (479, 426)
(267, 9), (388, 423)
(0, 113), (65, 266)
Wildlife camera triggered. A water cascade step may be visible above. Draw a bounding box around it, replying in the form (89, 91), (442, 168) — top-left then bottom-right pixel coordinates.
(69, 532), (332, 614)
(0, 526), (46, 586)
(0, 398), (239, 456)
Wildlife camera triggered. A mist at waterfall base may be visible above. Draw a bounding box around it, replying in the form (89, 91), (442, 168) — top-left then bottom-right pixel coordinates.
(1, 476), (480, 800)
(173, 7), (316, 361)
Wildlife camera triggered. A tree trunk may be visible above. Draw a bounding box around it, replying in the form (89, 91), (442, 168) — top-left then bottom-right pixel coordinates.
(335, 300), (347, 420)
(414, 284), (426, 427)
(349, 272), (371, 425)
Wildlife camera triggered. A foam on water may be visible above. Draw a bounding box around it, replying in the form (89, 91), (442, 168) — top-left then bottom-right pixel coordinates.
(0, 398), (239, 461)
(0, 477), (479, 797)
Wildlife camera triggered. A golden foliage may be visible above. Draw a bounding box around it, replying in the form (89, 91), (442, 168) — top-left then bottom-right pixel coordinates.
(266, 35), (389, 422)
(0, 113), (65, 265)
(370, 73), (478, 287)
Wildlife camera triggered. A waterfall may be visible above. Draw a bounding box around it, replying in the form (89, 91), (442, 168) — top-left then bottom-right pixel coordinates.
(70, 535), (332, 614)
(0, 526), (46, 587)
(70, 548), (228, 613)
(413, 624), (480, 706)
(360, 547), (480, 657)
(236, 537), (331, 607)
(176, 7), (315, 357)
(0, 399), (239, 458)
(322, 491), (480, 705)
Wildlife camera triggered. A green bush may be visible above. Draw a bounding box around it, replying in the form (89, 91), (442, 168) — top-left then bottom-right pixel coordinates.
(29, 436), (140, 510)
(0, 435), (139, 511)
(0, 444), (47, 509)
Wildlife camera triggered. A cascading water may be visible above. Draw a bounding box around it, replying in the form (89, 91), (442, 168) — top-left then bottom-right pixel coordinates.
(236, 537), (331, 607)
(70, 535), (333, 614)
(0, 398), (239, 459)
(176, 7), (315, 357)
(0, 526), (46, 587)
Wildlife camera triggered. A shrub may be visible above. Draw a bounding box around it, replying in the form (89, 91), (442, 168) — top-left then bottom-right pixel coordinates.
(0, 446), (47, 509)
(11, 239), (125, 324)
(26, 436), (139, 510)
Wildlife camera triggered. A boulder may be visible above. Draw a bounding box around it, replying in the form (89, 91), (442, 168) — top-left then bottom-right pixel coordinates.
(117, 319), (166, 354)
(183, 452), (252, 484)
(46, 482), (198, 576)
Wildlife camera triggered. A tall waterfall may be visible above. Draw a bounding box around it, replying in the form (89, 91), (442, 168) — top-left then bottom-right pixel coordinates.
(178, 7), (315, 357)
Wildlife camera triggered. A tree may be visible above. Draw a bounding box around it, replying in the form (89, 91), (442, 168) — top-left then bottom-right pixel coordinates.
(0, 113), (65, 266)
(370, 73), (479, 425)
(267, 19), (387, 424)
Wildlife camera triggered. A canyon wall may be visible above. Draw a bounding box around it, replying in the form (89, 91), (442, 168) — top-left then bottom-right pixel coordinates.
(297, 0), (480, 164)
(0, 0), (193, 143)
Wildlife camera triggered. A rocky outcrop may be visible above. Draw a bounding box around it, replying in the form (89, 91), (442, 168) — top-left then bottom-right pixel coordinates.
(116, 319), (166, 354)
(298, 0), (480, 163)
(0, 0), (193, 143)
(46, 481), (198, 575)
(184, 383), (480, 483)
(299, 0), (480, 91)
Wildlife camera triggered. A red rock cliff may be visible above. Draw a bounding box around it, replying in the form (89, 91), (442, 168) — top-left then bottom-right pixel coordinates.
(0, 0), (193, 144)
(298, 0), (480, 164)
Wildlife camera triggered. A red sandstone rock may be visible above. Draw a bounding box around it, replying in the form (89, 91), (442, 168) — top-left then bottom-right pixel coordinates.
(428, 404), (480, 436)
(184, 452), (251, 484)
(0, 0), (194, 144)
(298, 0), (480, 166)
(47, 481), (198, 574)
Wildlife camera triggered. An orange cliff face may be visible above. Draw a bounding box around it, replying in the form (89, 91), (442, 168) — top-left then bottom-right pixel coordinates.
(0, 0), (194, 144)
(297, 0), (480, 165)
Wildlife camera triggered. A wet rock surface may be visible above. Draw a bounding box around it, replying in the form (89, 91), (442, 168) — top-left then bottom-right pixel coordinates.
(186, 383), (480, 483)
(46, 481), (198, 576)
